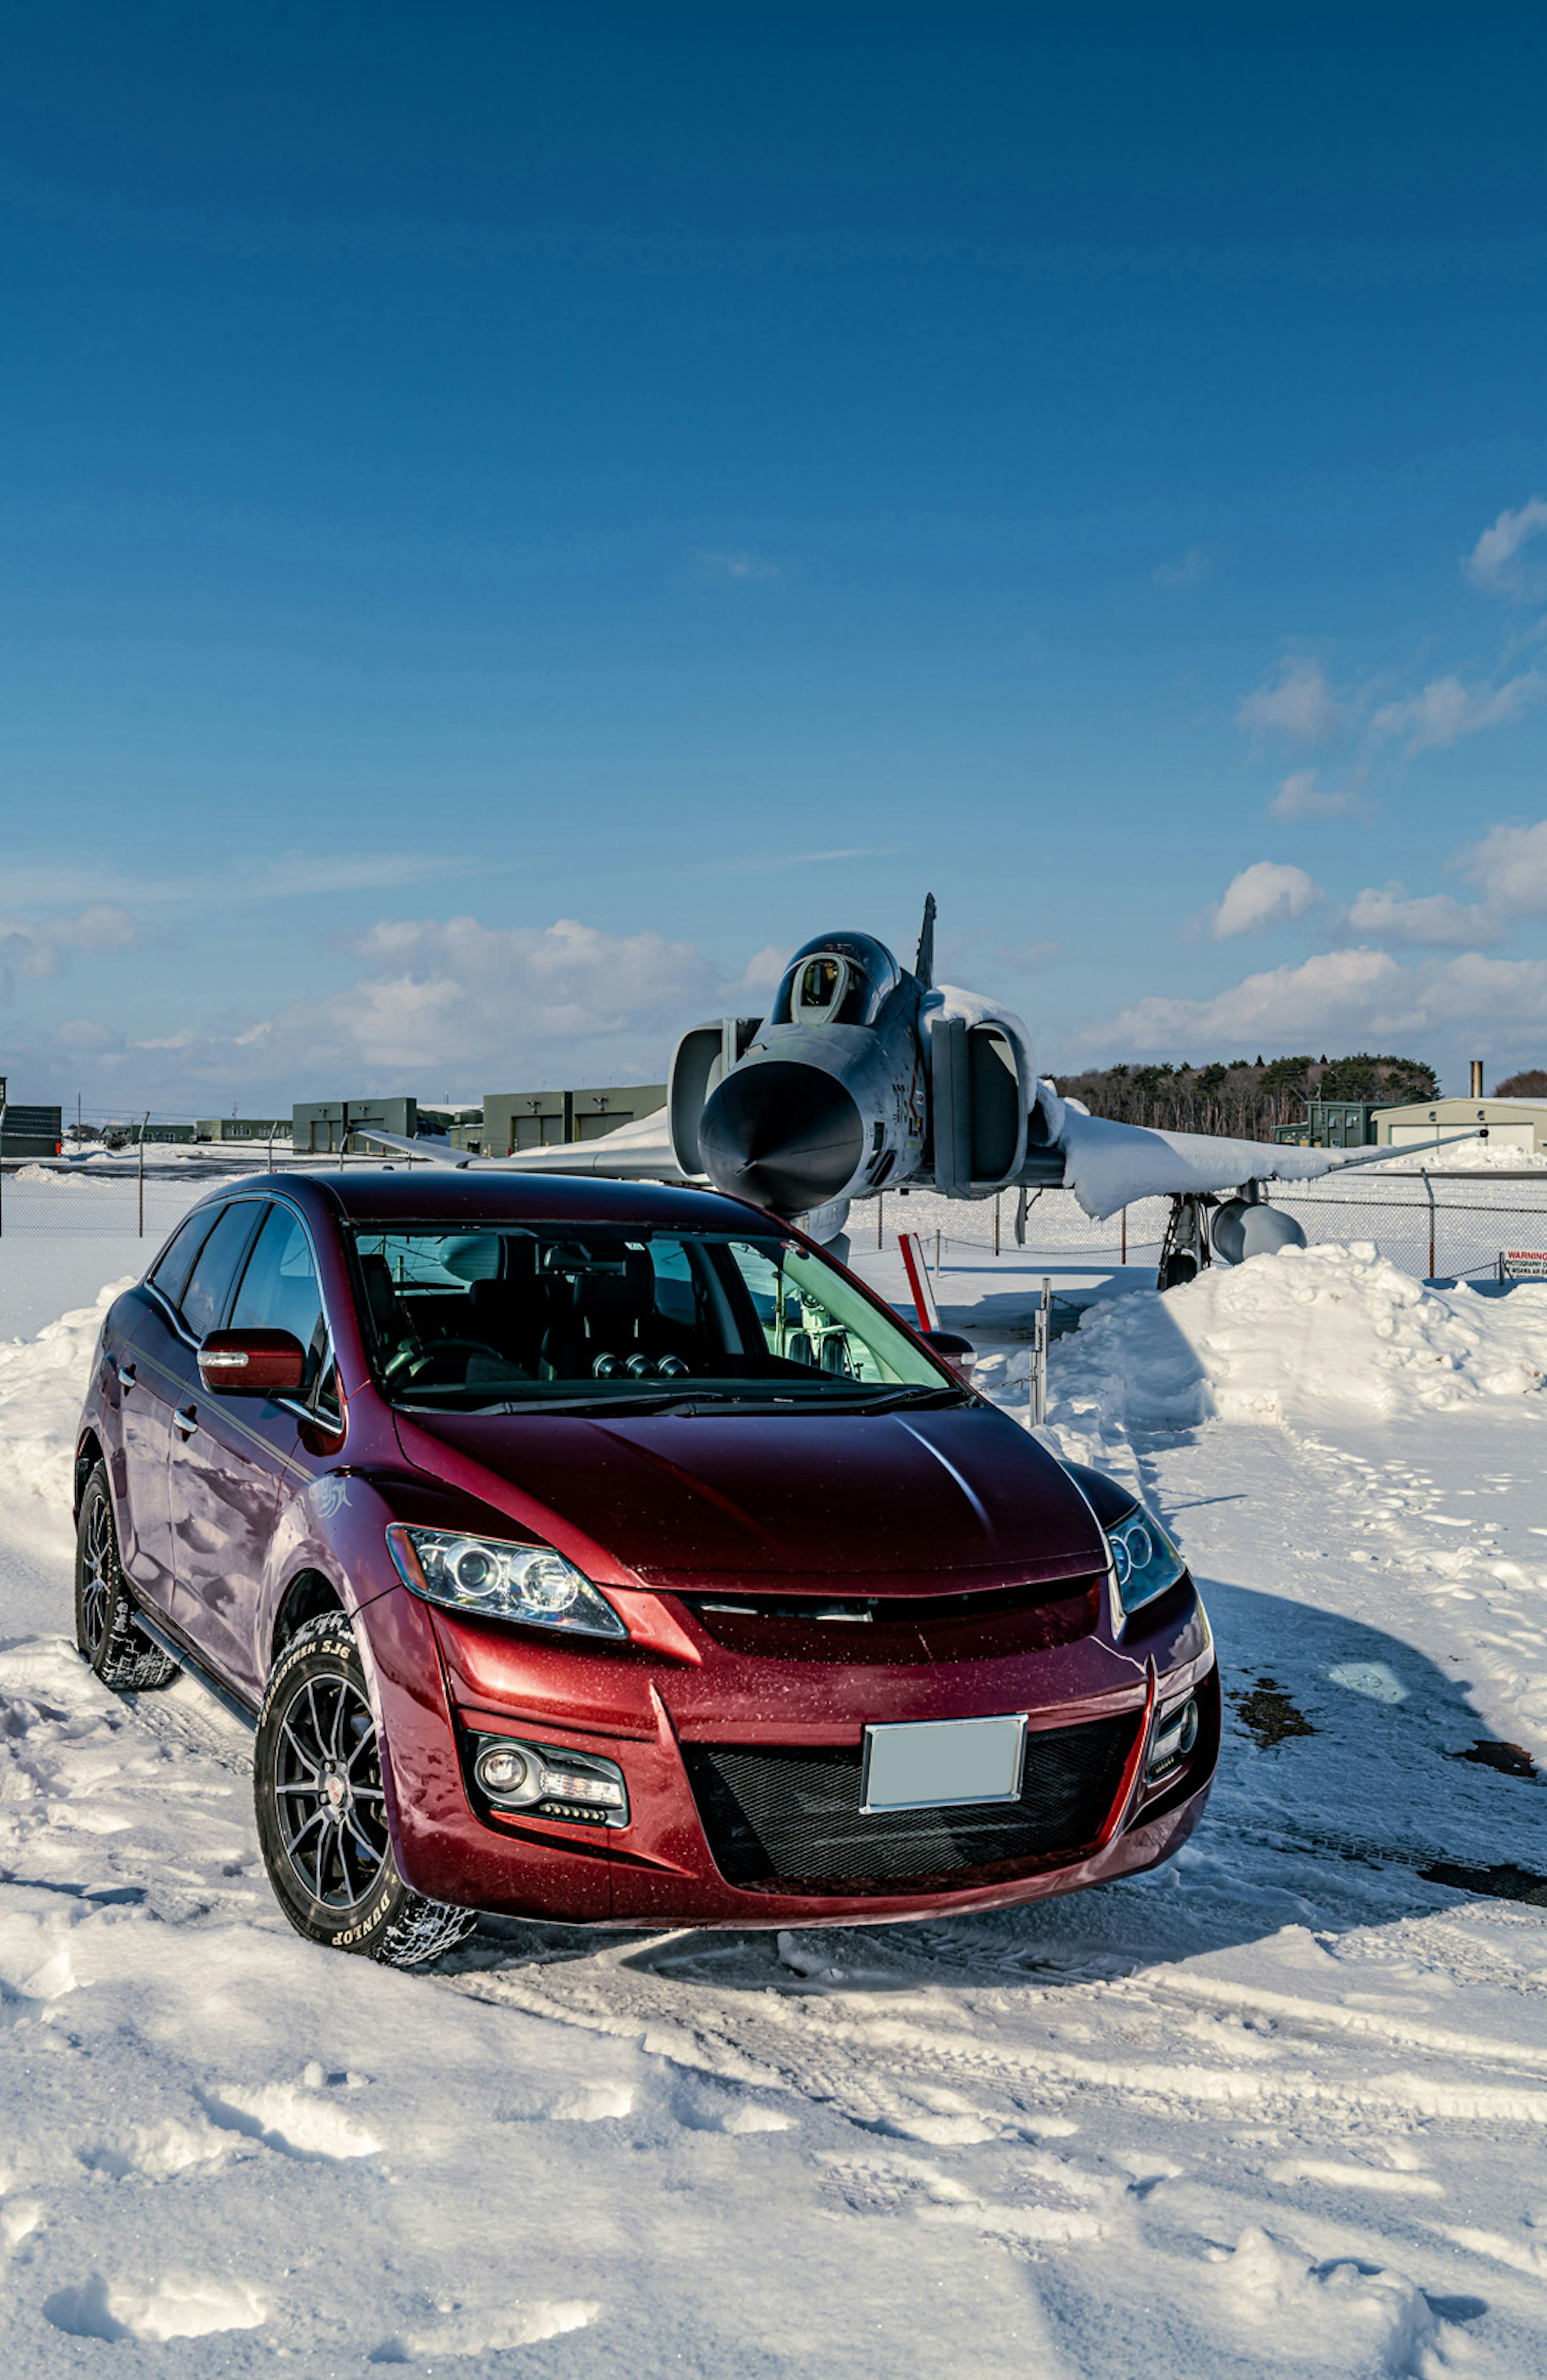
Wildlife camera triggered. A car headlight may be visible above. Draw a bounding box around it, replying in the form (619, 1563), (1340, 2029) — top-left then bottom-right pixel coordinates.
(385, 1525), (627, 1639)
(1105, 1506), (1187, 1618)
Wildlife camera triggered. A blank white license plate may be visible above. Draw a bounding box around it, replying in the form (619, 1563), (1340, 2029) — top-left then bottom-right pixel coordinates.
(861, 1714), (1026, 1815)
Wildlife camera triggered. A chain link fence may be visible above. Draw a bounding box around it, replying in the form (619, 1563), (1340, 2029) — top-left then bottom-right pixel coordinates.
(871, 1175), (1547, 1284)
(7, 1158), (1547, 1285)
(0, 1153), (392, 1243)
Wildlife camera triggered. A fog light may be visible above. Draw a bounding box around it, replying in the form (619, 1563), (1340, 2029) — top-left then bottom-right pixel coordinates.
(469, 1733), (630, 1828)
(475, 1744), (531, 1796)
(536, 1766), (625, 1808)
(1147, 1695), (1200, 1782)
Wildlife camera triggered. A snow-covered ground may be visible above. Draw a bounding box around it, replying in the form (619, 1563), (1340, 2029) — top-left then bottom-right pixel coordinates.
(4, 1230), (1547, 2375)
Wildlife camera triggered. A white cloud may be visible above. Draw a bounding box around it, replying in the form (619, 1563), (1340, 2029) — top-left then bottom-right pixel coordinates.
(1371, 669), (1543, 752)
(0, 854), (466, 909)
(1267, 768), (1365, 821)
(55, 914), (767, 1101)
(1211, 862), (1322, 939)
(1461, 819), (1547, 916)
(724, 943), (789, 998)
(1464, 496), (1547, 598)
(55, 1017), (125, 1053)
(1087, 944), (1547, 1057)
(1238, 656), (1342, 743)
(1001, 940), (1060, 972)
(1341, 883), (1501, 948)
(693, 549), (782, 584)
(0, 903), (135, 997)
(1153, 545), (1210, 588)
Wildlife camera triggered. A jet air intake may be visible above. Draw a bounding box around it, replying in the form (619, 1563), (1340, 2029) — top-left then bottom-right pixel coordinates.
(698, 1062), (865, 1217)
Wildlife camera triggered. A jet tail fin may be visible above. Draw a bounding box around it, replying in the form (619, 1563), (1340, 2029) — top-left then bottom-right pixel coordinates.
(915, 892), (937, 990)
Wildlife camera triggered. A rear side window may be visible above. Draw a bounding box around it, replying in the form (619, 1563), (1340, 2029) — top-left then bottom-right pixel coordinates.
(179, 1204), (264, 1341)
(148, 1209), (221, 1309)
(230, 1204), (328, 1389)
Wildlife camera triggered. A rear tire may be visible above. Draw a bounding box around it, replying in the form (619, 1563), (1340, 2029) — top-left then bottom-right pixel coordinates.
(253, 1610), (477, 1968)
(74, 1465), (181, 1691)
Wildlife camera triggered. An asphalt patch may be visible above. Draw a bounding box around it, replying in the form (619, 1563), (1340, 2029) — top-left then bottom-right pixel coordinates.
(1230, 1676), (1318, 1749)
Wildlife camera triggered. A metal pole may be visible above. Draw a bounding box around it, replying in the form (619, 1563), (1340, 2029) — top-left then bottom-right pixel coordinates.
(0, 1094), (6, 1239)
(994, 1195), (1000, 1257)
(1422, 1168), (1435, 1279)
(138, 1111), (148, 1237)
(877, 1194), (883, 1250)
(935, 1228), (941, 1278)
(1121, 1206), (1127, 1263)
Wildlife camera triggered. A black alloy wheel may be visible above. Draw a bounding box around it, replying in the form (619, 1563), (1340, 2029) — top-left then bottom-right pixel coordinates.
(253, 1610), (476, 1967)
(74, 1464), (180, 1691)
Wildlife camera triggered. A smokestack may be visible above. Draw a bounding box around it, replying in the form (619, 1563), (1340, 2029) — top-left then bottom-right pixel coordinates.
(1470, 1059), (1485, 1099)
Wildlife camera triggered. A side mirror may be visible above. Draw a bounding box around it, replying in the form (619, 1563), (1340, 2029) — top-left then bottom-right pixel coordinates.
(197, 1329), (307, 1397)
(921, 1328), (977, 1387)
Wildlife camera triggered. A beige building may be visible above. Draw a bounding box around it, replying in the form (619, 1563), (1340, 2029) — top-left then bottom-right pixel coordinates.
(474, 1083), (667, 1157)
(1373, 1096), (1547, 1152)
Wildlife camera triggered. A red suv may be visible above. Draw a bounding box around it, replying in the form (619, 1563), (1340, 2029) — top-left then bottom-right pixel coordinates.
(74, 1171), (1217, 1965)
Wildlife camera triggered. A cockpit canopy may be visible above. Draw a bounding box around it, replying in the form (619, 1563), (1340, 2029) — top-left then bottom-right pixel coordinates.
(766, 933), (903, 1030)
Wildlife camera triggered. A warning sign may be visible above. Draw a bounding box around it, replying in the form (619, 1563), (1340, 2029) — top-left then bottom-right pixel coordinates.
(1499, 1250), (1547, 1280)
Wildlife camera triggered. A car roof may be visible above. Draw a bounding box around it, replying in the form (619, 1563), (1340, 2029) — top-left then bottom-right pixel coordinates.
(207, 1167), (776, 1234)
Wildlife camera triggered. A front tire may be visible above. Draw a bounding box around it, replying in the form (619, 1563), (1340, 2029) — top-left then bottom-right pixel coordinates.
(253, 1610), (476, 1968)
(75, 1465), (181, 1691)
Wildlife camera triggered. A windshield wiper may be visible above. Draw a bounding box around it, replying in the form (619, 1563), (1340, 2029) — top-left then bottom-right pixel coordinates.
(819, 1383), (970, 1414)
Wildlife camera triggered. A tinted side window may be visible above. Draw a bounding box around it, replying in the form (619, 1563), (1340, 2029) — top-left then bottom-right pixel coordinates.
(179, 1205), (263, 1341)
(230, 1205), (328, 1389)
(148, 1209), (220, 1308)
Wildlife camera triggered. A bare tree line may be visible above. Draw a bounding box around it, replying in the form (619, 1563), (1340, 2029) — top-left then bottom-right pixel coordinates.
(1050, 1053), (1440, 1140)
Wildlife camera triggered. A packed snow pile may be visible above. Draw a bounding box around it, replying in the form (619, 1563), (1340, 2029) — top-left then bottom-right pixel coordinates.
(1053, 1241), (1547, 1431)
(0, 1280), (128, 1556)
(1370, 1135), (1547, 1173)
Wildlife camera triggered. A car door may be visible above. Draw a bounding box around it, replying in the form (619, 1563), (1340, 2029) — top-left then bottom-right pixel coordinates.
(115, 1207), (228, 1612)
(171, 1200), (330, 1703)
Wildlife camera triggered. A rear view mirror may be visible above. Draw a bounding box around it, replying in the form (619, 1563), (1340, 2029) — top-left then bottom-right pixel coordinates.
(921, 1328), (977, 1386)
(197, 1329), (307, 1397)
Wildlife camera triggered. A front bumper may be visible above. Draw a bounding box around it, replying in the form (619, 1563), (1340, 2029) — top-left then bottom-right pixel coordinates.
(357, 1579), (1219, 1929)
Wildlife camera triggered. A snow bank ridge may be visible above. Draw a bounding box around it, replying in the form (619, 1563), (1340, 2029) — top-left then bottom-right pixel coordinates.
(0, 1281), (130, 1556)
(1056, 1241), (1547, 1430)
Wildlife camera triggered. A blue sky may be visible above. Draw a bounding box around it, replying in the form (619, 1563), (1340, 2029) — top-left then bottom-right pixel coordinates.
(6, 2), (1547, 1113)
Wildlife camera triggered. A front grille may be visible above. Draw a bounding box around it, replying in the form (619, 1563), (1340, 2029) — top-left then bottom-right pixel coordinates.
(682, 1711), (1139, 1896)
(678, 1578), (1100, 1665)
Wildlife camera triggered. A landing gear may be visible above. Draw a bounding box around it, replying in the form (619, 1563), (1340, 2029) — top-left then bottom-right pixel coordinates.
(1157, 1194), (1214, 1292)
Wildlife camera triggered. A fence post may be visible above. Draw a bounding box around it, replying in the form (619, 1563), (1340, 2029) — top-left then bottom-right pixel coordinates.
(1421, 1169), (1435, 1279)
(934, 1228), (941, 1278)
(1121, 1206), (1126, 1263)
(1033, 1275), (1052, 1426)
(0, 1094), (6, 1239)
(138, 1112), (149, 1238)
(877, 1193), (883, 1250)
(994, 1195), (1000, 1257)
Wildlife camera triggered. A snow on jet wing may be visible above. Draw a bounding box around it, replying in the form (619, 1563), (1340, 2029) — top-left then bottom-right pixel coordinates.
(1041, 1090), (1473, 1223)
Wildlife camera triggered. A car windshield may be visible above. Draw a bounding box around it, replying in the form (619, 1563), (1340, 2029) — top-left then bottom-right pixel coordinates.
(347, 1222), (954, 1410)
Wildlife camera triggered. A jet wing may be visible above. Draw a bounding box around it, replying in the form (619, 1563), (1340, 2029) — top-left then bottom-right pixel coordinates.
(357, 1108), (697, 1183)
(1054, 1108), (1472, 1221)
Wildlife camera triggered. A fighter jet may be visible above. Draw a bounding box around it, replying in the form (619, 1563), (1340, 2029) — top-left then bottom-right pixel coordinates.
(369, 895), (1464, 1280)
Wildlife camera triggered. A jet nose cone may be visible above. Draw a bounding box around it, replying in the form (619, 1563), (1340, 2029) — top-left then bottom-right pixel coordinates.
(699, 1062), (866, 1215)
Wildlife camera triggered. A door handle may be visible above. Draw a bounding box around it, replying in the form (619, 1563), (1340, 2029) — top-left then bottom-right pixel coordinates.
(173, 1405), (199, 1439)
(116, 1363), (136, 1391)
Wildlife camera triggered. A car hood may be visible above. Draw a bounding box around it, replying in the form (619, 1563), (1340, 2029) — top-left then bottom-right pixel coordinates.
(391, 1404), (1107, 1594)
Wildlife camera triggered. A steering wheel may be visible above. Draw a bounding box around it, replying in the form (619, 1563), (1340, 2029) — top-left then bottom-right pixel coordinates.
(384, 1337), (508, 1388)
